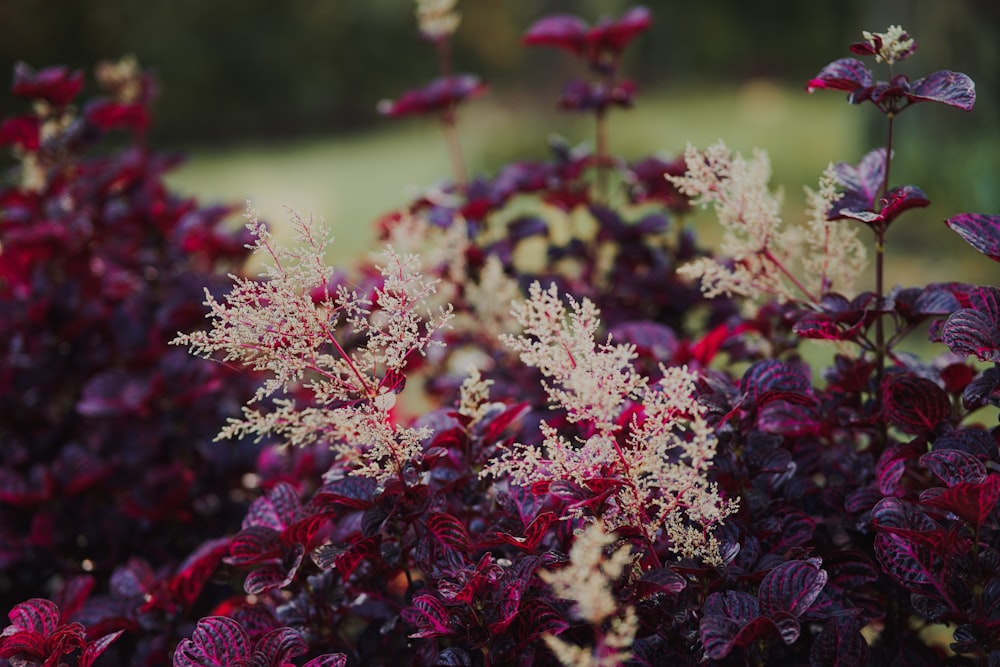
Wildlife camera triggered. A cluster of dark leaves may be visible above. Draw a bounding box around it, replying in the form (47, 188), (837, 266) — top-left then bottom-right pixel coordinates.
(5, 8), (1000, 667)
(0, 63), (336, 666)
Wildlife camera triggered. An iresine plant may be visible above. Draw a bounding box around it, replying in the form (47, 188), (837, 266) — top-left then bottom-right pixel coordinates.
(6, 5), (1000, 667)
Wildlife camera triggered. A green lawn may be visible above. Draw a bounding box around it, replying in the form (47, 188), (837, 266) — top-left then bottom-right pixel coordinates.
(166, 81), (996, 286)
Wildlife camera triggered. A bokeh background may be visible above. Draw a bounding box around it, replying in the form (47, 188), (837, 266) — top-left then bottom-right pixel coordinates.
(2, 0), (999, 283)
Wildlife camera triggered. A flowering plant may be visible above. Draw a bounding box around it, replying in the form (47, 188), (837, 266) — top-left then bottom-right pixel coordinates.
(4, 6), (1000, 667)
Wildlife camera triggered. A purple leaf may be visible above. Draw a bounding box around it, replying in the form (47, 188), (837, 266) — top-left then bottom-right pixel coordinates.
(809, 615), (870, 666)
(831, 148), (886, 214)
(172, 616), (251, 667)
(302, 655), (348, 667)
(703, 590), (759, 624)
(253, 627), (308, 667)
(920, 449), (988, 487)
(874, 531), (943, 590)
(942, 308), (1000, 361)
(636, 567), (687, 596)
(910, 70), (976, 111)
(964, 366), (1000, 408)
(741, 360), (814, 411)
(872, 498), (945, 590)
(882, 375), (951, 434)
(758, 559), (828, 618)
(946, 213), (1000, 261)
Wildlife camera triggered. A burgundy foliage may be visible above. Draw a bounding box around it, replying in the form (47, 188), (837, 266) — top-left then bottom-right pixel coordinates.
(4, 8), (1000, 667)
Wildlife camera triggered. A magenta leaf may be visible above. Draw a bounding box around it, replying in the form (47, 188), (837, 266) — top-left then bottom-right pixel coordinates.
(758, 559), (828, 619)
(522, 14), (589, 56)
(919, 449), (988, 487)
(12, 62), (84, 106)
(378, 75), (488, 118)
(79, 631), (125, 667)
(6, 598), (61, 636)
(172, 616), (251, 666)
(909, 70), (976, 111)
(882, 375), (951, 434)
(921, 474), (1000, 529)
(946, 213), (1000, 262)
(806, 58), (872, 96)
(403, 594), (452, 639)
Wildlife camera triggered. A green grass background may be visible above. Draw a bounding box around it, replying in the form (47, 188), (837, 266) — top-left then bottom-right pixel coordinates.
(166, 82), (999, 288)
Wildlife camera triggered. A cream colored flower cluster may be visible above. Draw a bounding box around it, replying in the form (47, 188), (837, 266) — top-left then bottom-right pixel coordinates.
(669, 141), (866, 305)
(483, 281), (737, 564)
(173, 205), (452, 484)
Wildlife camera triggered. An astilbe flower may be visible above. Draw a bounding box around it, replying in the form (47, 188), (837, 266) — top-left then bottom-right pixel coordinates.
(539, 521), (638, 667)
(669, 141), (867, 304)
(173, 206), (453, 484)
(415, 0), (460, 42)
(482, 281), (737, 564)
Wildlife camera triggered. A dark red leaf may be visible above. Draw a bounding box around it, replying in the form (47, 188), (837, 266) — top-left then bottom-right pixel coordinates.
(883, 375), (951, 434)
(921, 474), (1000, 529)
(85, 100), (150, 133)
(522, 14), (589, 56)
(426, 513), (471, 553)
(946, 213), (1000, 262)
(378, 75), (488, 118)
(169, 537), (233, 609)
(0, 115), (41, 151)
(793, 312), (864, 341)
(874, 531), (943, 590)
(12, 63), (84, 106)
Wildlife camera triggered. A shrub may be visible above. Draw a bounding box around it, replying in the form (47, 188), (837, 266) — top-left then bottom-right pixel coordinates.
(4, 6), (1000, 667)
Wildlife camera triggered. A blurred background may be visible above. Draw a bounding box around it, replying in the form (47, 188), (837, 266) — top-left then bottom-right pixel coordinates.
(1, 0), (998, 283)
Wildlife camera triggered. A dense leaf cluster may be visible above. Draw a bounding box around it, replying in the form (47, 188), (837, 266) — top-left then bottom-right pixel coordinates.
(4, 7), (1000, 667)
